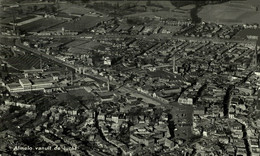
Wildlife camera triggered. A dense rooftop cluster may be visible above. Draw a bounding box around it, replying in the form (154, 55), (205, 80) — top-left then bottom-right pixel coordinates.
(0, 0), (260, 155)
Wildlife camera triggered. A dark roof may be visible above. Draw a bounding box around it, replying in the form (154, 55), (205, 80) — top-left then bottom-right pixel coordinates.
(68, 89), (95, 101)
(169, 102), (193, 123)
(14, 16), (36, 23)
(96, 91), (114, 99)
(147, 70), (183, 80)
(56, 12), (74, 19)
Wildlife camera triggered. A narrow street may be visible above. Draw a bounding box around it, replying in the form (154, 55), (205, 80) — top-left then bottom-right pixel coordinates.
(94, 111), (122, 155)
(234, 117), (252, 156)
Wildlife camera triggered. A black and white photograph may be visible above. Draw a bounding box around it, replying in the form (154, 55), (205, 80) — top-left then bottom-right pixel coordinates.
(0, 0), (260, 155)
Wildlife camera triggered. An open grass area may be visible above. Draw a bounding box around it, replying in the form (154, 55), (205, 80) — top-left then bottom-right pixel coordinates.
(126, 10), (190, 21)
(148, 1), (176, 10)
(198, 0), (260, 25)
(59, 4), (97, 15)
(67, 41), (104, 54)
(65, 40), (88, 48)
(88, 0), (176, 9)
(180, 4), (195, 10)
(76, 41), (101, 50)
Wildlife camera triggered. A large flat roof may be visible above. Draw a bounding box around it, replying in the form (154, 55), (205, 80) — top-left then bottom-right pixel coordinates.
(19, 78), (31, 85)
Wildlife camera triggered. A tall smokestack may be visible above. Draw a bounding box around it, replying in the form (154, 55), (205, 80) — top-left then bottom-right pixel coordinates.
(71, 71), (73, 85)
(12, 10), (16, 35)
(173, 56), (176, 73)
(252, 41), (258, 67)
(255, 42), (258, 67)
(107, 76), (110, 91)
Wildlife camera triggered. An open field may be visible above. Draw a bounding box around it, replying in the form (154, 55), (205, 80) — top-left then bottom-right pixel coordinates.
(88, 0), (176, 10)
(65, 40), (88, 48)
(198, 0), (260, 25)
(67, 41), (103, 54)
(180, 4), (195, 10)
(150, 1), (176, 10)
(125, 10), (190, 21)
(59, 4), (98, 15)
(75, 41), (101, 50)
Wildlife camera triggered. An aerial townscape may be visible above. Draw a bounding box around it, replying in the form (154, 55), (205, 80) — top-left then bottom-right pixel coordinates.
(0, 0), (260, 155)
